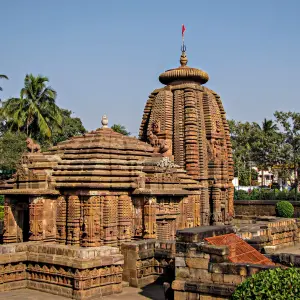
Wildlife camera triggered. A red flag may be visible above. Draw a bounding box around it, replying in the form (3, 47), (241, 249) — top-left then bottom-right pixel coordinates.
(182, 24), (186, 37)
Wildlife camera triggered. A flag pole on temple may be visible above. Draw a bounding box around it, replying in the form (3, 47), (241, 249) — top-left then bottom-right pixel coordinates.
(181, 24), (186, 52)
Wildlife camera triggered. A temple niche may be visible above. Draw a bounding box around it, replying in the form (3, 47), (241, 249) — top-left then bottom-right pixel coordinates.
(139, 49), (234, 225)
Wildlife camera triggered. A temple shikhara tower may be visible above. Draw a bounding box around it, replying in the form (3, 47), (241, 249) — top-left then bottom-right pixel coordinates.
(139, 47), (234, 225)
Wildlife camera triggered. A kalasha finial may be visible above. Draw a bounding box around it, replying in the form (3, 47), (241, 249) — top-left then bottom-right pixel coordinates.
(101, 115), (108, 128)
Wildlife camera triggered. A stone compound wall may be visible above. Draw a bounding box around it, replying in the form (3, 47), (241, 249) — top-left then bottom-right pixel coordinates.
(235, 217), (300, 253)
(234, 200), (300, 217)
(0, 242), (123, 299)
(172, 227), (277, 300)
(121, 239), (175, 287)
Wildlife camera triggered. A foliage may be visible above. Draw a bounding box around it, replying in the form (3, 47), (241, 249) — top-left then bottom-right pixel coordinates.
(0, 74), (8, 96)
(1, 74), (62, 139)
(36, 109), (86, 149)
(0, 195), (3, 206)
(274, 111), (300, 196)
(0, 131), (27, 171)
(234, 188), (298, 201)
(231, 267), (300, 300)
(235, 166), (258, 186)
(250, 119), (281, 185)
(229, 113), (300, 189)
(0, 205), (3, 220)
(111, 124), (130, 136)
(275, 201), (294, 218)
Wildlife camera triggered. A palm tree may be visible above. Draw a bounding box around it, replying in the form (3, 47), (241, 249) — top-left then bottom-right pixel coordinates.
(261, 118), (278, 133)
(1, 74), (62, 138)
(253, 119), (279, 186)
(0, 74), (8, 92)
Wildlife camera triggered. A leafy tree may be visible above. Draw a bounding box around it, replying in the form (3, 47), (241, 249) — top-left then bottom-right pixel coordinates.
(229, 120), (258, 185)
(111, 124), (130, 136)
(0, 131), (27, 171)
(251, 119), (280, 185)
(1, 74), (62, 139)
(37, 109), (86, 149)
(231, 267), (300, 299)
(274, 111), (300, 195)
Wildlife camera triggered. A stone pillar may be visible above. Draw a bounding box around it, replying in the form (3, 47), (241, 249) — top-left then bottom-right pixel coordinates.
(132, 197), (143, 238)
(43, 198), (56, 242)
(184, 88), (200, 178)
(3, 197), (18, 243)
(192, 194), (201, 227)
(81, 196), (101, 247)
(66, 195), (80, 245)
(29, 197), (44, 241)
(201, 185), (210, 226)
(143, 196), (157, 239)
(118, 195), (132, 244)
(28, 197), (56, 242)
(103, 195), (118, 246)
(56, 196), (67, 244)
(212, 185), (222, 225)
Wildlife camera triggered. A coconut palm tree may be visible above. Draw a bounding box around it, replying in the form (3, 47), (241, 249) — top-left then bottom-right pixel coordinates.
(1, 74), (62, 138)
(0, 74), (8, 92)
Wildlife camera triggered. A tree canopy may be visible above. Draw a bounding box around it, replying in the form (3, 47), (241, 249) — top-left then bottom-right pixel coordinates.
(111, 124), (131, 136)
(1, 74), (62, 139)
(229, 111), (300, 187)
(0, 73), (86, 173)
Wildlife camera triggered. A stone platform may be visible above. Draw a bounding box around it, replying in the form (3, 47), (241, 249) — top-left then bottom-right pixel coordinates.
(0, 284), (165, 300)
(0, 242), (124, 299)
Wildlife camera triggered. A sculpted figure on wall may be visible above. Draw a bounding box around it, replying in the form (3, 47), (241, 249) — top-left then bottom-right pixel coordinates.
(147, 120), (169, 154)
(26, 138), (41, 153)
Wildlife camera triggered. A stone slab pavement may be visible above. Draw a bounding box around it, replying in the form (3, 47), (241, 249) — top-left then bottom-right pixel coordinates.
(0, 284), (165, 300)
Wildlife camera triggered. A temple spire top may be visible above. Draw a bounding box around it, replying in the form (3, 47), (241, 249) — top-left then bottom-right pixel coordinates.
(101, 115), (108, 128)
(180, 24), (188, 66)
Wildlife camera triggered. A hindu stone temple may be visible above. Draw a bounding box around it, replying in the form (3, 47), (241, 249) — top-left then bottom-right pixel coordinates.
(0, 46), (295, 300)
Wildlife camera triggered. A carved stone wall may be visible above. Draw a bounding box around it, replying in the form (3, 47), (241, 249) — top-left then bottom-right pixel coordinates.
(66, 195), (81, 245)
(0, 243), (124, 299)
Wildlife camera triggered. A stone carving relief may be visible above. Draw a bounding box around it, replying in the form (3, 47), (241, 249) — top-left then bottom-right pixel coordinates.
(147, 120), (169, 154)
(26, 138), (41, 153)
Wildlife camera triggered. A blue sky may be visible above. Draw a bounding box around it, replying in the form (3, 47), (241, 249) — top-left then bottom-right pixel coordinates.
(1, 0), (300, 136)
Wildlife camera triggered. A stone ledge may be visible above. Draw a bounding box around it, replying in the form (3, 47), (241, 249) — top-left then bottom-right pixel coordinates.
(172, 279), (235, 297)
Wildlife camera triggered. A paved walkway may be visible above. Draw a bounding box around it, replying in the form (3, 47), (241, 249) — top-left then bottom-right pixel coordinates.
(0, 284), (165, 300)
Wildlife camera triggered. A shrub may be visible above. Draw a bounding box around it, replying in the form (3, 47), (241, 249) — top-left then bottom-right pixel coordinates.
(276, 201), (294, 218)
(235, 190), (250, 200)
(0, 205), (3, 220)
(276, 190), (288, 200)
(231, 267), (300, 300)
(0, 195), (4, 206)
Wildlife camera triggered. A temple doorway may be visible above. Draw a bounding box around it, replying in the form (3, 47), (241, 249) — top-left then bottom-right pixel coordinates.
(14, 199), (29, 242)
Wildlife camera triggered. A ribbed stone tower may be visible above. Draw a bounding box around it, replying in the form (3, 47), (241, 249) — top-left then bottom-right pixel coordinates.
(139, 49), (234, 225)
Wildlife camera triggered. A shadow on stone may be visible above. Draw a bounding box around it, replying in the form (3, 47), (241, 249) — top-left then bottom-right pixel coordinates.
(139, 280), (173, 300)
